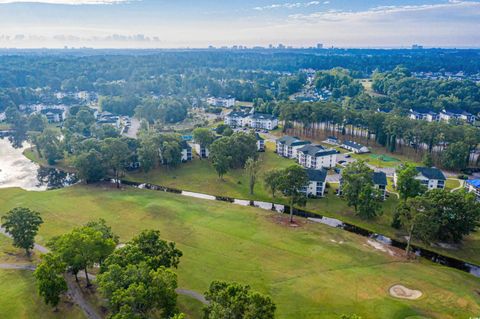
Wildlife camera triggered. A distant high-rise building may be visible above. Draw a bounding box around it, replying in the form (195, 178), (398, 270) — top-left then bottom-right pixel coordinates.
(316, 43), (323, 49)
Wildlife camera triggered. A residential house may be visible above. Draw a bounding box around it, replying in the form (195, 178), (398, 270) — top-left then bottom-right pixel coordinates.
(326, 136), (339, 145)
(276, 136), (311, 159)
(373, 172), (388, 200)
(409, 108), (439, 122)
(40, 108), (65, 123)
(464, 180), (480, 201)
(340, 141), (370, 154)
(439, 108), (476, 124)
(247, 113), (279, 130)
(193, 143), (210, 159)
(297, 144), (338, 169)
(224, 109), (278, 131)
(207, 97), (236, 108)
(255, 133), (265, 152)
(224, 110), (249, 127)
(180, 140), (193, 162)
(301, 168), (328, 198)
(97, 112), (121, 129)
(393, 167), (446, 190)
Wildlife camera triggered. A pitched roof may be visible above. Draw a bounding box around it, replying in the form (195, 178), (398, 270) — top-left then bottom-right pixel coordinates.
(442, 108), (473, 117)
(297, 144), (325, 156)
(227, 111), (248, 118)
(305, 168), (327, 183)
(250, 113), (277, 120)
(416, 167), (446, 181)
(277, 136), (310, 147)
(410, 108), (437, 115)
(342, 140), (367, 150)
(372, 172), (387, 186)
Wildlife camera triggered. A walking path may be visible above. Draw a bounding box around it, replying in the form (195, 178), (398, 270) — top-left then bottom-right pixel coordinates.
(0, 226), (208, 319)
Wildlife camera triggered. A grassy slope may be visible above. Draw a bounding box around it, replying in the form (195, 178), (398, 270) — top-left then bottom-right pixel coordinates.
(125, 144), (294, 202)
(0, 186), (479, 319)
(124, 145), (479, 265)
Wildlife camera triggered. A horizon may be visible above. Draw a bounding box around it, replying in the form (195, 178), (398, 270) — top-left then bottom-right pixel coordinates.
(0, 0), (479, 48)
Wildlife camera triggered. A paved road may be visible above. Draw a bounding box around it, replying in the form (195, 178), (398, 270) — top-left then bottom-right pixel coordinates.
(123, 117), (141, 139)
(0, 263), (36, 271)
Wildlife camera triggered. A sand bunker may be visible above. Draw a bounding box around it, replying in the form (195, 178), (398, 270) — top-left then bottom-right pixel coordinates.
(367, 239), (396, 256)
(389, 285), (423, 300)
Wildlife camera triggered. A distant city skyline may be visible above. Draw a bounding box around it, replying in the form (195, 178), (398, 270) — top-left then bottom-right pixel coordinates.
(0, 0), (478, 48)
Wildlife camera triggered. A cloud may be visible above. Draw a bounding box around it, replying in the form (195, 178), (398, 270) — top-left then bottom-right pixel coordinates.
(254, 1), (321, 11)
(288, 0), (480, 21)
(0, 0), (132, 4)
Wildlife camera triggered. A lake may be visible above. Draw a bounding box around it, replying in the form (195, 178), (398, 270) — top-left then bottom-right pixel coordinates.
(0, 138), (77, 191)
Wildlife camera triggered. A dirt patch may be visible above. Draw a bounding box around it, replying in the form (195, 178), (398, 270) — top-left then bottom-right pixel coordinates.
(269, 214), (306, 228)
(389, 285), (423, 300)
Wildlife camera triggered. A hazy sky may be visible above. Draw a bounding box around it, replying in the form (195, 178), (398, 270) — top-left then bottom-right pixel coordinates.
(0, 0), (479, 48)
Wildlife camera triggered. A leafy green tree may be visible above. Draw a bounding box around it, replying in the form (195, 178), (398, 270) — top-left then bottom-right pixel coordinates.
(420, 190), (480, 243)
(36, 128), (63, 165)
(340, 315), (362, 319)
(49, 223), (117, 286)
(212, 153), (231, 180)
(395, 200), (437, 257)
(160, 141), (182, 168)
(28, 113), (47, 132)
(34, 253), (68, 311)
(102, 138), (131, 188)
(442, 142), (470, 171)
(422, 153), (434, 168)
(102, 230), (182, 272)
(357, 186), (382, 220)
(279, 165), (309, 223)
(341, 161), (373, 213)
(203, 281), (276, 319)
(396, 164), (425, 201)
(210, 137), (232, 179)
(264, 169), (283, 198)
(138, 134), (159, 173)
(98, 263), (178, 319)
(74, 150), (107, 183)
(193, 128), (216, 149)
(6, 107), (28, 148)
(245, 157), (261, 195)
(1, 207), (43, 256)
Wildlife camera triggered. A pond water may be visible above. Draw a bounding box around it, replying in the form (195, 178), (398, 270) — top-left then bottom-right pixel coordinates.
(0, 138), (78, 191)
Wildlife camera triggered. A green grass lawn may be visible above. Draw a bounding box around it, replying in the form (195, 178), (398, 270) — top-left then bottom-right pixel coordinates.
(0, 235), (40, 264)
(0, 186), (479, 319)
(351, 151), (420, 169)
(125, 143), (294, 202)
(0, 270), (85, 319)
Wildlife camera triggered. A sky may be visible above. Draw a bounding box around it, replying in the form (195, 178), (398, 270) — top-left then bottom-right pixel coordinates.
(0, 0), (479, 48)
